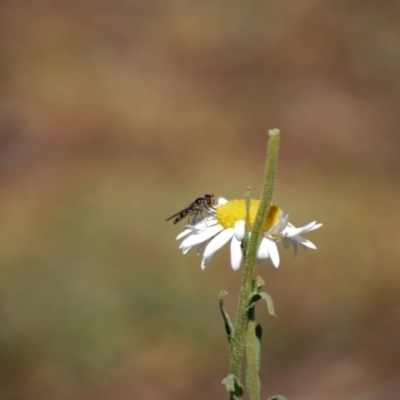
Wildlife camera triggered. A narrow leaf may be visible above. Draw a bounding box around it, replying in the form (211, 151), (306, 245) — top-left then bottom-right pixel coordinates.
(219, 290), (233, 344)
(247, 293), (261, 310)
(255, 275), (265, 289)
(247, 292), (277, 316)
(255, 324), (262, 370)
(222, 374), (244, 400)
(258, 291), (277, 316)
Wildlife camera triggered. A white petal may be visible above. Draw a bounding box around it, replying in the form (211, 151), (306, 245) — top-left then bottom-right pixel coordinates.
(203, 228), (234, 259)
(230, 235), (243, 270)
(176, 228), (193, 240)
(285, 237), (298, 255)
(201, 257), (209, 270)
(268, 240), (280, 268)
(234, 220), (246, 241)
(179, 224), (223, 249)
(266, 211), (288, 235)
(282, 235), (317, 254)
(182, 246), (192, 255)
(298, 237), (317, 249)
(257, 238), (270, 259)
(283, 225), (307, 237)
(190, 216), (219, 230)
(283, 221), (322, 237)
(303, 221), (323, 232)
(196, 243), (205, 255)
(201, 228), (234, 270)
(282, 237), (292, 250)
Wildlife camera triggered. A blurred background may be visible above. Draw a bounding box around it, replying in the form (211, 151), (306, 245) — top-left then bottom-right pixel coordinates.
(1, 1), (400, 399)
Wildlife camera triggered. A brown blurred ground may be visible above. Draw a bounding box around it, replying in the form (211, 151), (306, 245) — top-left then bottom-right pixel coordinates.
(0, 1), (400, 399)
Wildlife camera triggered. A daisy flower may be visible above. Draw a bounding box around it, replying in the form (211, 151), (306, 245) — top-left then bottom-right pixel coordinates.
(176, 197), (322, 270)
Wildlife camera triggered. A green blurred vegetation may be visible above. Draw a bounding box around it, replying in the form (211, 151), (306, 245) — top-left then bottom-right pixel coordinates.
(0, 1), (400, 399)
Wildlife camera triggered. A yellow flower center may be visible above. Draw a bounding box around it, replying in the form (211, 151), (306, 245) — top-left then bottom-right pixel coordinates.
(216, 200), (281, 231)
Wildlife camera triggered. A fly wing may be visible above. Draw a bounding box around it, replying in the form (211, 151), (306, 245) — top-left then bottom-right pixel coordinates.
(165, 207), (189, 222)
(166, 196), (210, 223)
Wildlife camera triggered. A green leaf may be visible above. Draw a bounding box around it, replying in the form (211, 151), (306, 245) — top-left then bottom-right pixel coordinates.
(247, 293), (260, 310)
(219, 290), (233, 344)
(255, 275), (265, 290)
(222, 374), (244, 400)
(255, 324), (262, 370)
(247, 292), (276, 316)
(258, 292), (276, 316)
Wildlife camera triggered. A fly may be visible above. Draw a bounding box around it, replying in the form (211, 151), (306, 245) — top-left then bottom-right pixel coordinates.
(166, 194), (215, 224)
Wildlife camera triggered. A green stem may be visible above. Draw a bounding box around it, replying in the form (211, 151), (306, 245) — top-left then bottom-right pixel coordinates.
(228, 129), (281, 390)
(246, 305), (260, 400)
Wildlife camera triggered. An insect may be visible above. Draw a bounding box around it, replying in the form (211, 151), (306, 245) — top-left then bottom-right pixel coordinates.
(166, 194), (215, 224)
